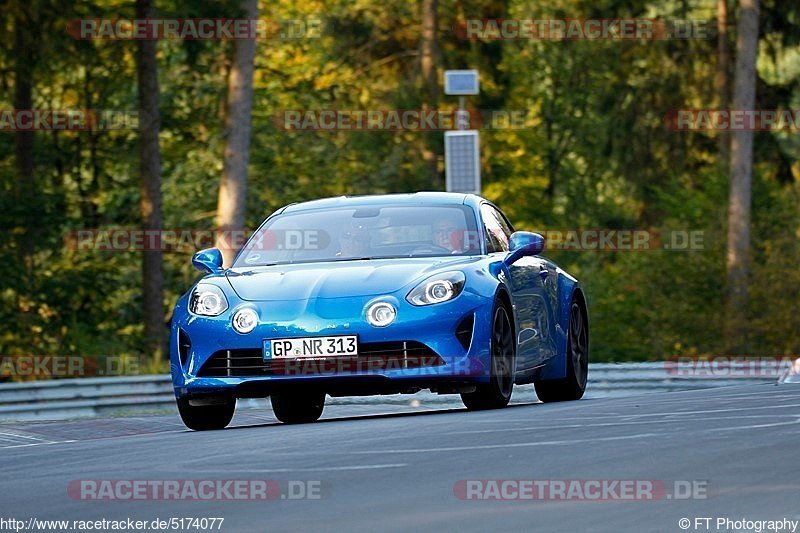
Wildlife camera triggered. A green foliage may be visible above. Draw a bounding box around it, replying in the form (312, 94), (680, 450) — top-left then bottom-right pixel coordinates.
(0, 0), (798, 373)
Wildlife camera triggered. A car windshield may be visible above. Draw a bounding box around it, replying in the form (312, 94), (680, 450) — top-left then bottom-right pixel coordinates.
(233, 204), (481, 267)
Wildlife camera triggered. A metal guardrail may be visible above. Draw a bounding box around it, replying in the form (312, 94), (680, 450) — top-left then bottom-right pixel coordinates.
(0, 363), (778, 422)
(0, 376), (175, 421)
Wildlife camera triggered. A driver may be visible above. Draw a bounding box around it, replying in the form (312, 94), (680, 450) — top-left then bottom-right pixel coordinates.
(433, 218), (465, 253)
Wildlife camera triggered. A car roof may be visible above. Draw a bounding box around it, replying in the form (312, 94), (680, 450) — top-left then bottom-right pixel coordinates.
(281, 192), (484, 214)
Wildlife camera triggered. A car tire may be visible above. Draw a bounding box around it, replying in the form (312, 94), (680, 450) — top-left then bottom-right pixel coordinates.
(271, 391), (325, 424)
(534, 297), (588, 402)
(461, 301), (515, 410)
(176, 396), (236, 431)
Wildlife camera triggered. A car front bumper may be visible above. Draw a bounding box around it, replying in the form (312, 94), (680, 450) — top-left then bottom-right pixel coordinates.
(170, 290), (495, 399)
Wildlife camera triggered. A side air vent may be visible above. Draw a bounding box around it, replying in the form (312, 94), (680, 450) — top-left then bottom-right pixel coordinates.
(455, 314), (475, 351)
(178, 329), (192, 366)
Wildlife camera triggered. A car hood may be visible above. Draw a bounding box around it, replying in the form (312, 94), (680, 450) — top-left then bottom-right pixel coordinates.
(225, 257), (479, 301)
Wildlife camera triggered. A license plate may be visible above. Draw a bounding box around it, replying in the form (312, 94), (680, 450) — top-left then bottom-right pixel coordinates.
(264, 335), (358, 360)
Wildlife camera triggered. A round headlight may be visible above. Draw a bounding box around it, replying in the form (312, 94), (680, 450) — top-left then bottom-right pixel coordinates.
(189, 284), (229, 316)
(406, 271), (465, 306)
(367, 302), (396, 327)
(199, 293), (222, 313)
(425, 280), (454, 304)
(232, 308), (258, 334)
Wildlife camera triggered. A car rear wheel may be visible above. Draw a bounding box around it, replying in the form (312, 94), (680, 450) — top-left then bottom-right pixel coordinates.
(534, 298), (588, 402)
(461, 303), (515, 410)
(271, 391), (325, 424)
(176, 396), (236, 431)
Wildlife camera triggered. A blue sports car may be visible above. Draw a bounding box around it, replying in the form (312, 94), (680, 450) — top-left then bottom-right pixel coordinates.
(170, 192), (589, 430)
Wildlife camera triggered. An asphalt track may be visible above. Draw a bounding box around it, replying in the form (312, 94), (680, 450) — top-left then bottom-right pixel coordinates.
(1, 383), (798, 533)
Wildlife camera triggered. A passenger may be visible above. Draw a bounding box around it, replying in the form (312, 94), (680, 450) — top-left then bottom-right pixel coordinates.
(338, 224), (371, 258)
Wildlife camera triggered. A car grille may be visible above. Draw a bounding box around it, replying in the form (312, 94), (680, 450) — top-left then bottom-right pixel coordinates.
(197, 341), (444, 377)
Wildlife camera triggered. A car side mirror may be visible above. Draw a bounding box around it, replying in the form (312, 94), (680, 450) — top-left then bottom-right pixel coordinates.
(192, 248), (224, 274)
(504, 231), (545, 266)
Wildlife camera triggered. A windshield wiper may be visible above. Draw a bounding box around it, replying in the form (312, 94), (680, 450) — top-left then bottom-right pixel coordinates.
(331, 257), (373, 262)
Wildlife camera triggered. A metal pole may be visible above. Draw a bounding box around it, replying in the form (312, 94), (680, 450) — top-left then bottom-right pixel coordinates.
(457, 96), (468, 130)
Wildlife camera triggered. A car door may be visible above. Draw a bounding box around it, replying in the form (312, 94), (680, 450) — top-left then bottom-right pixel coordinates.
(535, 257), (559, 363)
(480, 204), (554, 371)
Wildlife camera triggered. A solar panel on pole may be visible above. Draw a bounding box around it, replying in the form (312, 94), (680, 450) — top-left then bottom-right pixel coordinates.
(444, 130), (481, 194)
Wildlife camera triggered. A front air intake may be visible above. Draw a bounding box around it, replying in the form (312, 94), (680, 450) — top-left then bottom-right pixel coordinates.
(197, 341), (443, 377)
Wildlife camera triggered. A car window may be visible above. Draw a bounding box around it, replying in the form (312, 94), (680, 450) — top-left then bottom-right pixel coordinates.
(234, 204), (480, 266)
(480, 204), (511, 253)
(495, 209), (515, 239)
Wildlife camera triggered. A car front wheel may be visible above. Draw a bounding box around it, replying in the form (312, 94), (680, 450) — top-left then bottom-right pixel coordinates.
(461, 302), (515, 410)
(177, 396), (236, 431)
(270, 391), (325, 424)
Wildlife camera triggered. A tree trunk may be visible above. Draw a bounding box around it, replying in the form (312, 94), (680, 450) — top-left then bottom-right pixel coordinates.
(10, 0), (36, 341)
(12, 1), (36, 264)
(725, 0), (759, 351)
(716, 0), (731, 166)
(135, 0), (166, 365)
(420, 0), (440, 189)
(215, 0), (258, 266)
